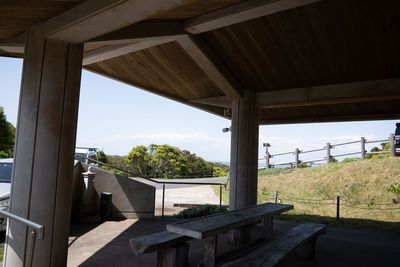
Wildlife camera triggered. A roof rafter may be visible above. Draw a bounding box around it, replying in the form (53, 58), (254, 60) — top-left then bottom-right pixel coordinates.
(30, 0), (188, 43)
(176, 35), (243, 100)
(184, 0), (321, 34)
(257, 78), (400, 108)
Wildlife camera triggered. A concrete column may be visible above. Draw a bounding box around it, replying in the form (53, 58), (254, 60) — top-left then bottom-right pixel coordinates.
(229, 90), (259, 210)
(5, 29), (83, 267)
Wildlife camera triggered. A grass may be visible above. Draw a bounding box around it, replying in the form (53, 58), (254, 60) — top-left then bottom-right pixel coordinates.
(0, 245), (3, 262)
(214, 157), (400, 232)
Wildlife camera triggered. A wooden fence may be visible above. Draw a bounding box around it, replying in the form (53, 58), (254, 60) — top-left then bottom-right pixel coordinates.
(260, 134), (400, 169)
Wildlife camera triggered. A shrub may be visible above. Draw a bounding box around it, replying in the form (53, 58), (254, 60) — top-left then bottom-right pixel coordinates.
(174, 204), (228, 219)
(387, 182), (400, 203)
(342, 157), (362, 163)
(258, 168), (283, 176)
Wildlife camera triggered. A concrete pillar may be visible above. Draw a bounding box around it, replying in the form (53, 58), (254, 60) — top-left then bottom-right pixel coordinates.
(4, 29), (83, 267)
(229, 90), (258, 210)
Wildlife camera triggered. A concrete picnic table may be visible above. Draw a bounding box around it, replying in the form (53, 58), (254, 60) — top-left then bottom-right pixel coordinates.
(166, 203), (293, 266)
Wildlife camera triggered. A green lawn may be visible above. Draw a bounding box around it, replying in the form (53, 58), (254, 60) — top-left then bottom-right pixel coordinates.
(214, 157), (400, 232)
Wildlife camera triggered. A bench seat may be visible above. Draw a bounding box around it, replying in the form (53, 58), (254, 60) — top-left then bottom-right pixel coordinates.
(221, 223), (327, 267)
(130, 231), (192, 267)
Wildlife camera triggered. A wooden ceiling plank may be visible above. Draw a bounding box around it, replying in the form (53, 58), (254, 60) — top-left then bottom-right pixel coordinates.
(82, 39), (174, 65)
(257, 78), (400, 109)
(184, 0), (321, 34)
(31, 0), (188, 43)
(87, 21), (185, 46)
(176, 35), (243, 100)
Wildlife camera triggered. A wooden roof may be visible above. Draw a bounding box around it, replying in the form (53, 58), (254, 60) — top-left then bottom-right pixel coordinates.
(1, 0), (400, 124)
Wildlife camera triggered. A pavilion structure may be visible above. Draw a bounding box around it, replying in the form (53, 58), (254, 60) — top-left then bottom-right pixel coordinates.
(0, 0), (399, 266)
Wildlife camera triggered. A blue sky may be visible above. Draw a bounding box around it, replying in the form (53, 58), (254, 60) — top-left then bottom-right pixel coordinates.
(1, 57), (398, 164)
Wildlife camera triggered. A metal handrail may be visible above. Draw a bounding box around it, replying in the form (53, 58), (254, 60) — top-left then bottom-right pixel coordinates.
(75, 154), (229, 218)
(0, 197), (44, 267)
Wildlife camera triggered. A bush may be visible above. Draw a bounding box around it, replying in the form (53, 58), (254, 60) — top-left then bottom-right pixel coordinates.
(258, 168), (283, 176)
(387, 182), (400, 203)
(174, 204), (228, 219)
(342, 157), (362, 163)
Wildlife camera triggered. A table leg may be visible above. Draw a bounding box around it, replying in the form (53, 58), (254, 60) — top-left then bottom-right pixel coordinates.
(263, 216), (273, 241)
(204, 235), (217, 267)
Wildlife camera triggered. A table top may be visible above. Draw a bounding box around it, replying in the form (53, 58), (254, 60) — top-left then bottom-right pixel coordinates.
(166, 203), (293, 239)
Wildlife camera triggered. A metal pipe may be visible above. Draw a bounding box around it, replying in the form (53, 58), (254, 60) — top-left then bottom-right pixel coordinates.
(219, 185), (222, 209)
(0, 209), (44, 239)
(27, 230), (37, 267)
(336, 196), (340, 220)
(365, 139), (390, 144)
(331, 140), (361, 147)
(161, 184), (165, 219)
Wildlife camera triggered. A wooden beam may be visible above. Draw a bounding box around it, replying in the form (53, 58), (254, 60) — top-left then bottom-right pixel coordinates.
(87, 21), (185, 46)
(184, 0), (321, 34)
(0, 45), (24, 54)
(257, 78), (400, 108)
(176, 35), (243, 100)
(83, 39), (175, 65)
(31, 0), (187, 43)
(189, 96), (231, 108)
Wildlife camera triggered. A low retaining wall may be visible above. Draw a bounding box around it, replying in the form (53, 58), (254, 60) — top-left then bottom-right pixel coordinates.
(71, 162), (155, 219)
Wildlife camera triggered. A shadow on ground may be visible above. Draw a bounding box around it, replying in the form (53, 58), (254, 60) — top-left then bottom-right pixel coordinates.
(68, 218), (400, 267)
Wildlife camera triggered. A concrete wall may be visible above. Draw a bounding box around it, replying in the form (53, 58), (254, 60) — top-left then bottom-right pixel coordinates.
(71, 162), (155, 219)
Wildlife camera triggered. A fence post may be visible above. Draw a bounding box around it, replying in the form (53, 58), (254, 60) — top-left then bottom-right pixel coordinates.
(326, 142), (331, 164)
(390, 133), (395, 157)
(274, 190), (279, 204)
(263, 143), (271, 169)
(295, 148), (300, 168)
(336, 195), (340, 220)
(361, 137), (366, 160)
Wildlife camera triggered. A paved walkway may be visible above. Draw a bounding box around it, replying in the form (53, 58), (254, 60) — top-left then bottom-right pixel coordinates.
(67, 219), (400, 267)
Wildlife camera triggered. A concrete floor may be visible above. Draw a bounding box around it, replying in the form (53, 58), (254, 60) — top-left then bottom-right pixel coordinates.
(67, 218), (400, 267)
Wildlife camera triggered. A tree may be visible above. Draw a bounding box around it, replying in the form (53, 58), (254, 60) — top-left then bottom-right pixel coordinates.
(126, 145), (152, 177)
(367, 142), (390, 159)
(0, 107), (15, 158)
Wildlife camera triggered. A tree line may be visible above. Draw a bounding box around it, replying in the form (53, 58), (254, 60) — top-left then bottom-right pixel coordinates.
(0, 107), (15, 158)
(98, 144), (229, 179)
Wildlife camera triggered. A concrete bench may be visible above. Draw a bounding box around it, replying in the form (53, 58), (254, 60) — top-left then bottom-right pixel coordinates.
(221, 223), (327, 267)
(130, 231), (192, 267)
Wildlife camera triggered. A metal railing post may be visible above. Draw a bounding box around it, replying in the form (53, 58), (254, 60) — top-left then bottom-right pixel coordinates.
(27, 229), (37, 267)
(390, 133), (395, 157)
(336, 196), (340, 220)
(162, 183), (165, 219)
(219, 185), (222, 209)
(274, 190), (279, 204)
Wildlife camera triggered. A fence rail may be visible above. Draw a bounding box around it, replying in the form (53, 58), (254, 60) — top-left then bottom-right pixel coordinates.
(261, 133), (399, 169)
(261, 191), (400, 221)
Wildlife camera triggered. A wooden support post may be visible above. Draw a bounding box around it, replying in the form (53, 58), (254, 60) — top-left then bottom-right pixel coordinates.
(5, 28), (83, 267)
(203, 236), (217, 267)
(361, 137), (366, 160)
(326, 143), (331, 164)
(157, 242), (189, 267)
(229, 90), (258, 210)
(263, 143), (271, 169)
(263, 216), (273, 241)
(296, 238), (316, 259)
(295, 148), (300, 168)
(390, 133), (395, 157)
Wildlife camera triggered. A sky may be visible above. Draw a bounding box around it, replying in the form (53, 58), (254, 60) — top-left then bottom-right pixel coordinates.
(1, 57), (398, 165)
